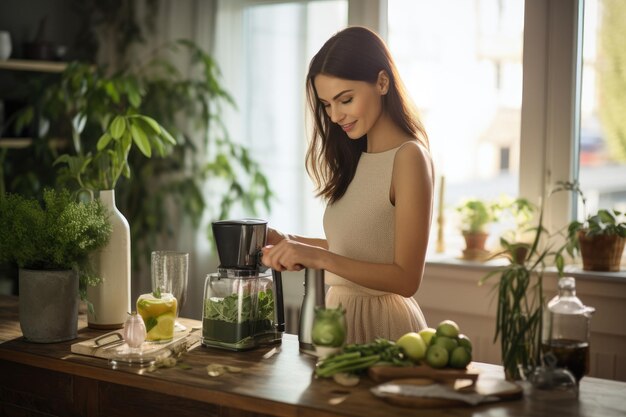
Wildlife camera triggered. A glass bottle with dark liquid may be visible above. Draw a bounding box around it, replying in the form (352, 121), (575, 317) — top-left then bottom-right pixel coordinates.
(542, 277), (595, 383)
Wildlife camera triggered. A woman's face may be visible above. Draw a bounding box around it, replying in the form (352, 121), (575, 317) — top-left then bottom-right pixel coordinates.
(314, 74), (386, 140)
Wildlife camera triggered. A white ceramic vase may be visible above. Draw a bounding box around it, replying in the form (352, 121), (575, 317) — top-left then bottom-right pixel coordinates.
(87, 189), (131, 329)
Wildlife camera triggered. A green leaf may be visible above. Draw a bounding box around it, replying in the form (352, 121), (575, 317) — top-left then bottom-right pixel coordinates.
(128, 90), (141, 108)
(131, 123), (151, 157)
(145, 316), (158, 333)
(136, 115), (161, 134)
(110, 116), (126, 139)
(96, 133), (113, 151)
(160, 127), (177, 145)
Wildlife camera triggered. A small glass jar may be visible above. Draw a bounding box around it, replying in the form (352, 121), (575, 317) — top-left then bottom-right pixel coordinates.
(136, 292), (177, 343)
(311, 305), (346, 358)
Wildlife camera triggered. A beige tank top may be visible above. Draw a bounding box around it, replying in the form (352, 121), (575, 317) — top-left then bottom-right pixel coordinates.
(323, 144), (406, 294)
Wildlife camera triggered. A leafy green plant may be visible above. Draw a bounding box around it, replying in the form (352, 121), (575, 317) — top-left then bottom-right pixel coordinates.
(480, 187), (571, 380)
(456, 198), (498, 234)
(36, 62), (176, 193)
(550, 181), (626, 256)
(0, 188), (112, 300)
(551, 181), (626, 272)
(19, 41), (272, 270)
(497, 196), (538, 257)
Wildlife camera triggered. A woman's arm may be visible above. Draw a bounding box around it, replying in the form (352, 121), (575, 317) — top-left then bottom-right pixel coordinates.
(267, 228), (329, 249)
(262, 142), (433, 297)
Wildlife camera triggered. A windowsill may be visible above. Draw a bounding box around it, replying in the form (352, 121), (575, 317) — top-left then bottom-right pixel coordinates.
(425, 252), (626, 283)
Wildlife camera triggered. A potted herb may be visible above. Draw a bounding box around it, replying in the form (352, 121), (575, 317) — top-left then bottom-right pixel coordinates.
(456, 198), (498, 260)
(0, 188), (111, 342)
(559, 184), (626, 272)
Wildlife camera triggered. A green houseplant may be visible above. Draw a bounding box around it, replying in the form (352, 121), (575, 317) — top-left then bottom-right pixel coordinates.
(480, 195), (560, 380)
(456, 198), (499, 260)
(479, 184), (594, 380)
(559, 183), (626, 272)
(20, 41), (272, 272)
(0, 188), (112, 342)
(497, 197), (538, 264)
(44, 61), (180, 328)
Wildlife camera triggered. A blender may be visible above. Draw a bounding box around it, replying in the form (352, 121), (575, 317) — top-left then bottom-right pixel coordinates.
(201, 219), (285, 351)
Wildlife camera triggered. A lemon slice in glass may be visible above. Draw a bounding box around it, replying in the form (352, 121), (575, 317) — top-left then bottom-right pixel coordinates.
(146, 313), (175, 341)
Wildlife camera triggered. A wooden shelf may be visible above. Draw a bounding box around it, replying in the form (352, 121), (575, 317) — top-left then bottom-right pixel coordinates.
(0, 59), (67, 73)
(0, 138), (33, 149)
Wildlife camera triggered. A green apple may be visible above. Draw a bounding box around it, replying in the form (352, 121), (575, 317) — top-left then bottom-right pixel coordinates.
(396, 332), (427, 362)
(425, 345), (449, 368)
(449, 346), (472, 369)
(436, 320), (460, 338)
(458, 334), (473, 352)
(418, 327), (436, 346)
(433, 335), (459, 353)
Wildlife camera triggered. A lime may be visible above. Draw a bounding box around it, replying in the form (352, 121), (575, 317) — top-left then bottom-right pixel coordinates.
(436, 320), (460, 338)
(458, 334), (473, 352)
(433, 335), (459, 353)
(146, 313), (175, 341)
(425, 345), (449, 368)
(449, 346), (472, 368)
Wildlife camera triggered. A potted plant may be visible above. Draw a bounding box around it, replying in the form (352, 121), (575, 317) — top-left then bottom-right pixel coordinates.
(456, 198), (498, 260)
(497, 197), (538, 264)
(559, 184), (626, 272)
(480, 191), (566, 380)
(47, 62), (178, 329)
(0, 188), (111, 342)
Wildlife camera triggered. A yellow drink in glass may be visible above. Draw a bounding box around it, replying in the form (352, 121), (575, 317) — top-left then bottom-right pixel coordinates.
(136, 292), (177, 342)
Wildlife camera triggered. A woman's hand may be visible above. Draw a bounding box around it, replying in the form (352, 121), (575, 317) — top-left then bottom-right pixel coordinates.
(261, 239), (324, 272)
(267, 227), (288, 246)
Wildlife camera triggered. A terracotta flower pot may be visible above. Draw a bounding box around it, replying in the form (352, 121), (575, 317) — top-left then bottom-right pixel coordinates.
(462, 232), (489, 261)
(577, 231), (625, 272)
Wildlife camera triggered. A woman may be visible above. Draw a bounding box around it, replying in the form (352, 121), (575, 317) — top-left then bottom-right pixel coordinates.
(261, 26), (433, 344)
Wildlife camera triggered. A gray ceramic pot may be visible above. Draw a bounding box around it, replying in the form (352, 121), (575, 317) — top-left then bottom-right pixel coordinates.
(19, 268), (79, 343)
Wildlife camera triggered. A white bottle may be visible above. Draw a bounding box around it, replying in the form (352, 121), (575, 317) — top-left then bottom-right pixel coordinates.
(87, 189), (131, 329)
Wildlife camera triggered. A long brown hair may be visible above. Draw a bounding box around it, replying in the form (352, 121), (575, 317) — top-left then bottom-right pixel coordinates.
(305, 26), (428, 204)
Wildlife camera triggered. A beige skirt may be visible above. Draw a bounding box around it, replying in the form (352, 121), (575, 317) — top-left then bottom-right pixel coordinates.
(326, 285), (428, 345)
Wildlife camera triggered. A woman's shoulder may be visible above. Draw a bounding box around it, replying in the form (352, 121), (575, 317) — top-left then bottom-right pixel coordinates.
(394, 139), (432, 167)
(391, 139), (434, 185)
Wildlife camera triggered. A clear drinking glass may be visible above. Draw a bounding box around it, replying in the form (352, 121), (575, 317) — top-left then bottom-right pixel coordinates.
(151, 251), (189, 331)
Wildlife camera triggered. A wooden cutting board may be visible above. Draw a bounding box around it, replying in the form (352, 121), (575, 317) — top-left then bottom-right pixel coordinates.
(369, 364), (480, 386)
(71, 326), (200, 363)
(368, 364), (523, 408)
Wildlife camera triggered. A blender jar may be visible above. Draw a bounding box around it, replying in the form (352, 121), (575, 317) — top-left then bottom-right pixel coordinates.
(252, 274), (281, 346)
(202, 270), (278, 351)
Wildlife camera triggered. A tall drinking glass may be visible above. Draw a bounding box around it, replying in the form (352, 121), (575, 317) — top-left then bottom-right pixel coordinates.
(151, 251), (189, 331)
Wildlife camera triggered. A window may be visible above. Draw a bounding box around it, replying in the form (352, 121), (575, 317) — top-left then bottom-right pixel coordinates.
(577, 0), (626, 217)
(214, 0), (348, 238)
(215, 1), (621, 265)
(387, 0), (525, 252)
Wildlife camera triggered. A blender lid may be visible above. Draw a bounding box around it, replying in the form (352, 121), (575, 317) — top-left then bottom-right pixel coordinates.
(213, 219), (267, 226)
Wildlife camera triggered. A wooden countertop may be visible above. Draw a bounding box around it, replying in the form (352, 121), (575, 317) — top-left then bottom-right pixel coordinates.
(1, 295), (625, 417)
